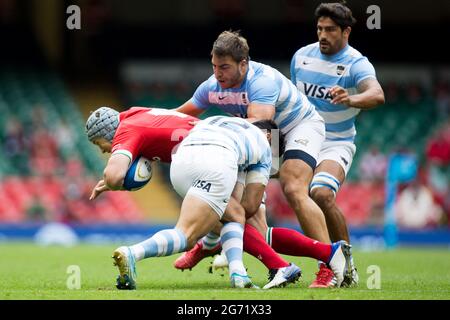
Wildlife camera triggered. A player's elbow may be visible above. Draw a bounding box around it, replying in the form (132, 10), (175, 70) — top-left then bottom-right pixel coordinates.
(365, 89), (385, 109)
(376, 89), (385, 106)
(103, 168), (125, 190)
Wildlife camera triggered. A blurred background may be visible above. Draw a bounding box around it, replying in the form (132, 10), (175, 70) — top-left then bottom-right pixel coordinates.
(0, 0), (449, 248)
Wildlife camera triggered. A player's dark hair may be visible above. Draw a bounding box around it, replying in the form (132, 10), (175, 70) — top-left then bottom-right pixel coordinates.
(252, 119), (286, 155)
(315, 2), (356, 30)
(211, 30), (249, 63)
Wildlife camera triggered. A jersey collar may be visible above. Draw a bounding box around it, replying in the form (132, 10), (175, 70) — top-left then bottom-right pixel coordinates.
(320, 43), (350, 60)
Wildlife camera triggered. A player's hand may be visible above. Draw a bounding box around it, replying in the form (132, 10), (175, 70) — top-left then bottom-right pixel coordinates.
(330, 86), (352, 106)
(89, 179), (110, 200)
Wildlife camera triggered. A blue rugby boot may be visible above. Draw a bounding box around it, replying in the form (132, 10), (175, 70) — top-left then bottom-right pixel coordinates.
(230, 273), (259, 289)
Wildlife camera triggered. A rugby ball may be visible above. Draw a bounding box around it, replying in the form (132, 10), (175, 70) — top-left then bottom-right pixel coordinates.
(123, 156), (152, 191)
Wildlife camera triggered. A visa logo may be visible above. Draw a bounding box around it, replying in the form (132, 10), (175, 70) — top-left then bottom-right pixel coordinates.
(301, 83), (333, 100)
(193, 179), (212, 192)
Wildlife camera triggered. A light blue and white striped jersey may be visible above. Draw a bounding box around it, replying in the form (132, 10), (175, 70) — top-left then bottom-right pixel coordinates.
(191, 60), (316, 134)
(291, 42), (377, 142)
(182, 116), (272, 184)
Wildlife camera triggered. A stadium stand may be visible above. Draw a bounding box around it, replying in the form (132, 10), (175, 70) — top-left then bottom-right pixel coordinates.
(0, 69), (144, 223)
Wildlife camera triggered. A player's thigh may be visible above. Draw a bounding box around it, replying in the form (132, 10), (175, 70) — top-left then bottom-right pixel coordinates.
(311, 141), (356, 198)
(316, 140), (356, 179)
(280, 159), (315, 194)
(176, 193), (222, 245)
(281, 115), (325, 191)
(283, 114), (325, 170)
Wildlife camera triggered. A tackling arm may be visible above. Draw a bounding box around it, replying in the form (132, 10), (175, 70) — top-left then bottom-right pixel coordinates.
(241, 182), (266, 219)
(246, 103), (276, 123)
(174, 100), (205, 118)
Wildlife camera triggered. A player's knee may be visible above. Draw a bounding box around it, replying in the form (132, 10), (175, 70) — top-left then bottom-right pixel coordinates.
(310, 172), (340, 209)
(311, 187), (335, 210)
(281, 180), (309, 203)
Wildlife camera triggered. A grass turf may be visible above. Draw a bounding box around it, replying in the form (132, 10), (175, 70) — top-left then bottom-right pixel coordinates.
(0, 243), (449, 300)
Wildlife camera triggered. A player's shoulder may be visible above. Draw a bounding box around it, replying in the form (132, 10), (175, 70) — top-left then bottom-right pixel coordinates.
(203, 74), (219, 88)
(248, 60), (266, 74)
(293, 42), (320, 58)
(248, 60), (277, 83)
(346, 45), (373, 63)
(119, 107), (149, 122)
(347, 45), (362, 56)
(345, 45), (376, 76)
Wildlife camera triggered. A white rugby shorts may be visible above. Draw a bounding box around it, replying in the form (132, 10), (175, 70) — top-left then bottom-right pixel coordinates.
(317, 140), (357, 176)
(170, 144), (238, 218)
(284, 112), (325, 165)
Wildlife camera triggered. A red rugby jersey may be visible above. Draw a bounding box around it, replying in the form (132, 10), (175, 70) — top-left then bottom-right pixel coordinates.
(111, 107), (197, 163)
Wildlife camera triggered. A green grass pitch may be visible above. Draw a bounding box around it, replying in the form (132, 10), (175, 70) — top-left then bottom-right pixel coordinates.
(0, 243), (449, 300)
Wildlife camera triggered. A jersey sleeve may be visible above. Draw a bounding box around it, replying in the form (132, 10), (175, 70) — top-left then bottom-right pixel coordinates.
(236, 171), (247, 185)
(245, 163), (271, 186)
(245, 148), (272, 186)
(350, 57), (377, 87)
(248, 76), (279, 106)
(191, 79), (212, 110)
(111, 127), (143, 162)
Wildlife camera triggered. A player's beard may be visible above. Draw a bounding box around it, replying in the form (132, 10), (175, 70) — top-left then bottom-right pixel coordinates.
(319, 40), (332, 54)
(227, 69), (244, 89)
(320, 39), (343, 55)
(217, 68), (244, 89)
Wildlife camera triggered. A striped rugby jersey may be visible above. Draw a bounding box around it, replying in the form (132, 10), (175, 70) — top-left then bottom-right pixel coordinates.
(181, 116), (272, 184)
(191, 60), (317, 134)
(291, 42), (377, 142)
